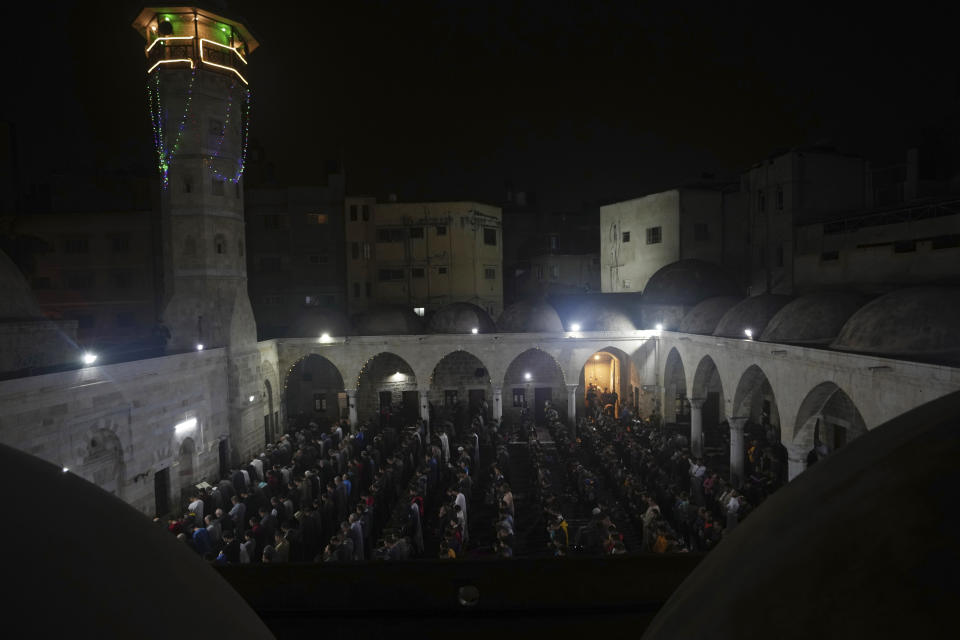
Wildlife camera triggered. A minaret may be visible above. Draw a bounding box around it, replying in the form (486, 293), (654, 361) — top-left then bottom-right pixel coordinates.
(133, 7), (263, 462)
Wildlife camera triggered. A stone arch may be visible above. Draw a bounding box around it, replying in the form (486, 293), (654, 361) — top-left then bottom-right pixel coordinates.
(663, 347), (688, 425)
(429, 350), (493, 430)
(691, 355), (727, 443)
(80, 428), (124, 498)
(577, 346), (642, 420)
(792, 381), (867, 461)
(502, 348), (566, 424)
(356, 352), (419, 426)
(284, 354), (346, 429)
(732, 364), (781, 435)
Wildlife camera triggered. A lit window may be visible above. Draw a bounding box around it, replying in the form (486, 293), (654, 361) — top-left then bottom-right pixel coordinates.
(646, 227), (662, 244)
(413, 307), (425, 317)
(308, 214), (329, 224)
(512, 388), (525, 407)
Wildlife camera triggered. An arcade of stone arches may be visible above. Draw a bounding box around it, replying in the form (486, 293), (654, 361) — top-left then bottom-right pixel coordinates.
(273, 339), (869, 485)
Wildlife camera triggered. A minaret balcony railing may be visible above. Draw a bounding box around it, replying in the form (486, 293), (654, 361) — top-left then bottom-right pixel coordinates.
(146, 36), (248, 84)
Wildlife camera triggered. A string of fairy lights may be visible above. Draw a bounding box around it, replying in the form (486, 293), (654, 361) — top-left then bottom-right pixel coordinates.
(146, 68), (251, 189)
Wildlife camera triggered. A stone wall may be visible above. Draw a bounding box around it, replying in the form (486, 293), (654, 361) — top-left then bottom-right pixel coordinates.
(428, 350), (492, 419)
(502, 348), (567, 423)
(356, 353), (418, 421)
(284, 354), (346, 426)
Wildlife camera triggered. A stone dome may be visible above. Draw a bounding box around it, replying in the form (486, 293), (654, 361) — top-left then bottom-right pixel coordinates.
(353, 305), (424, 335)
(831, 286), (960, 364)
(288, 308), (351, 338)
(677, 296), (743, 334)
(553, 293), (639, 332)
(712, 294), (793, 339)
(0, 249), (44, 320)
(426, 302), (496, 334)
(760, 292), (871, 345)
(643, 390), (960, 639)
(497, 300), (564, 333)
(641, 259), (740, 307)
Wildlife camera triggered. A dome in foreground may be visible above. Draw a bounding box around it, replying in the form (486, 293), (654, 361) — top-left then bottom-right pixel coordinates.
(677, 296), (743, 335)
(712, 294), (792, 339)
(354, 306), (424, 335)
(497, 300), (564, 333)
(643, 390), (960, 639)
(642, 259), (740, 307)
(760, 292), (870, 345)
(427, 302), (496, 333)
(288, 308), (351, 338)
(831, 286), (960, 364)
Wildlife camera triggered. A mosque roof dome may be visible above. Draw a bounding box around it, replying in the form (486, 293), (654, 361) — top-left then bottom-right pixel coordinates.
(552, 293), (642, 332)
(426, 302), (496, 333)
(353, 305), (424, 335)
(641, 259), (740, 307)
(288, 308), (351, 338)
(496, 300), (564, 333)
(677, 296), (743, 334)
(0, 249), (44, 321)
(760, 292), (871, 345)
(643, 389), (960, 639)
(712, 294), (793, 339)
(830, 286), (960, 364)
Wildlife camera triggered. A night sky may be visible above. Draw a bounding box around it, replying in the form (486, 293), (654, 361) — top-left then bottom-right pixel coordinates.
(4, 1), (959, 211)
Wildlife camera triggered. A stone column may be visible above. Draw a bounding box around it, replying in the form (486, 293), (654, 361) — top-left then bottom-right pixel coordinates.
(786, 445), (808, 481)
(492, 387), (503, 422)
(345, 388), (358, 431)
(689, 397), (705, 458)
(419, 388), (430, 435)
(728, 416), (748, 488)
(566, 384), (579, 438)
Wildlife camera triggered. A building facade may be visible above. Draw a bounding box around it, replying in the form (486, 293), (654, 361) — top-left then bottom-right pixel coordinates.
(344, 198), (503, 319)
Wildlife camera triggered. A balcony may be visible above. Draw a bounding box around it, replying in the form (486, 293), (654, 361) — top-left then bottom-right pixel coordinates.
(145, 36), (248, 84)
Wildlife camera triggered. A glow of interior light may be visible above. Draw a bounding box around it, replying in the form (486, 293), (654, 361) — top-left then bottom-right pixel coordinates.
(744, 328), (753, 339)
(147, 58), (195, 74)
(175, 418), (197, 433)
(82, 353), (98, 365)
(248, 395), (256, 402)
(196, 344), (204, 351)
(570, 323), (581, 332)
(524, 372), (532, 381)
(471, 328), (478, 334)
(655, 323), (663, 331)
(145, 35), (195, 53)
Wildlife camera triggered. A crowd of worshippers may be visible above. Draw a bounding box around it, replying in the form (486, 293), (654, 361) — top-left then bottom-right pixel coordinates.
(158, 416), (487, 564)
(585, 383), (619, 419)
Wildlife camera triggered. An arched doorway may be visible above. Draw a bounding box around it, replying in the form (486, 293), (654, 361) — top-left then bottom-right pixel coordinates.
(732, 365), (781, 438)
(177, 436), (196, 510)
(429, 350), (492, 433)
(502, 348), (566, 424)
(264, 378), (275, 444)
(663, 347), (688, 426)
(80, 428), (124, 498)
(357, 352), (419, 428)
(578, 347), (641, 420)
(284, 354), (346, 430)
(793, 382), (867, 476)
(691, 355), (726, 448)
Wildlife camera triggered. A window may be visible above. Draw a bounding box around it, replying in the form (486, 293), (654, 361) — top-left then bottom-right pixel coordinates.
(622, 231), (631, 243)
(349, 205), (358, 221)
(376, 228), (405, 243)
(214, 235), (226, 254)
(758, 189), (766, 213)
(305, 295), (320, 306)
(315, 394), (327, 411)
(549, 235), (559, 250)
(821, 250), (839, 261)
(512, 388), (525, 407)
(307, 213), (328, 225)
(485, 268), (496, 279)
(412, 267), (425, 278)
(444, 390), (458, 407)
(646, 226), (662, 244)
(111, 234), (131, 253)
(409, 227), (424, 239)
(776, 245), (784, 267)
(183, 177), (193, 194)
(263, 214), (282, 230)
(694, 223), (709, 242)
(437, 266), (448, 275)
(361, 205), (370, 221)
(63, 235), (89, 254)
(776, 185), (784, 210)
(351, 242), (359, 259)
(484, 228), (497, 246)
(263, 295), (281, 305)
(378, 268), (404, 281)
(549, 265), (559, 280)
(116, 312), (135, 328)
(413, 307), (425, 317)
(365, 282), (371, 297)
(353, 282), (360, 298)
(212, 178), (225, 196)
(436, 225), (447, 236)
(363, 243), (370, 259)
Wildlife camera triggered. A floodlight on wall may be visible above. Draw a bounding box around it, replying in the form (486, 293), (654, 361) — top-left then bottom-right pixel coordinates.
(655, 323), (663, 331)
(594, 355), (600, 360)
(248, 395), (256, 402)
(471, 327), (478, 334)
(175, 418), (197, 434)
(319, 332), (331, 343)
(571, 323), (581, 332)
(524, 372), (532, 381)
(196, 344), (204, 351)
(62, 467), (69, 473)
(82, 352), (98, 366)
(744, 328), (753, 340)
